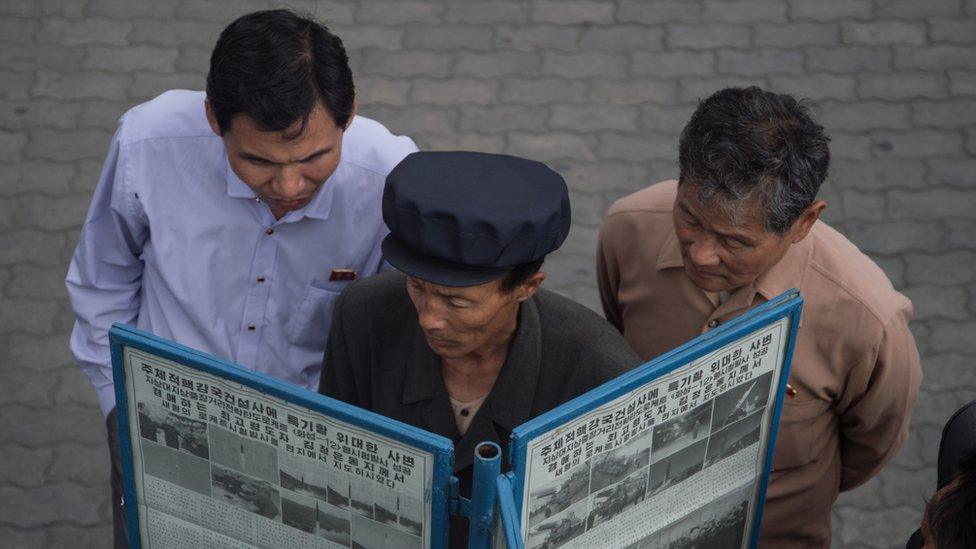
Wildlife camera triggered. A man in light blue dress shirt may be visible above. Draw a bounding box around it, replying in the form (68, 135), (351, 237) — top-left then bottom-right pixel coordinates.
(64, 10), (417, 545)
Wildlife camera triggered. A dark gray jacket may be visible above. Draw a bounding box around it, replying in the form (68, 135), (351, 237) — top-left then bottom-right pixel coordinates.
(319, 271), (640, 546)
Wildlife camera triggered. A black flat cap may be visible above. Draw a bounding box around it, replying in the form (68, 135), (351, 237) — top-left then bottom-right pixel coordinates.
(381, 151), (571, 287)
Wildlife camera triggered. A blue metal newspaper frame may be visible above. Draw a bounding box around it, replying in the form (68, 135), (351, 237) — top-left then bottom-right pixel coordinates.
(505, 290), (803, 548)
(109, 323), (455, 549)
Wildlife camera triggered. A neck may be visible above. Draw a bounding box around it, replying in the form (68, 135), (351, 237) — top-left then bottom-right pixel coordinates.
(441, 309), (519, 401)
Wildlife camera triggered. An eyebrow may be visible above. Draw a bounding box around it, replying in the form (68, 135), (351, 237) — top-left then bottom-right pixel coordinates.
(238, 146), (332, 166)
(678, 201), (758, 245)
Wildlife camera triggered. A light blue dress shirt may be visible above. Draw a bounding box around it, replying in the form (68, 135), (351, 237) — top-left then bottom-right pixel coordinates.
(66, 90), (418, 416)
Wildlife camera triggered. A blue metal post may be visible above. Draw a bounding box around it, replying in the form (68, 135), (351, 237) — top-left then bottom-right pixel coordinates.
(495, 472), (525, 549)
(468, 441), (502, 549)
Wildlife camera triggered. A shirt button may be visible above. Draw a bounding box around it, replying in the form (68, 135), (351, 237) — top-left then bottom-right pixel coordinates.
(265, 228), (274, 235)
(460, 409), (469, 417)
(707, 319), (720, 328)
(257, 276), (266, 283)
(247, 324), (256, 331)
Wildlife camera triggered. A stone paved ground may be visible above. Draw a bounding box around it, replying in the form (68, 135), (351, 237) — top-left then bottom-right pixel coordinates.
(1, 0), (975, 547)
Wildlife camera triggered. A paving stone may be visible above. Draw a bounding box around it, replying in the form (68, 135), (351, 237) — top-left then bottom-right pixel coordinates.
(930, 320), (976, 354)
(175, 0), (270, 22)
(419, 133), (505, 153)
(597, 132), (679, 162)
(0, 527), (47, 549)
(0, 445), (52, 488)
(357, 1), (443, 24)
(913, 385), (976, 428)
(888, 187), (976, 220)
(0, 404), (103, 446)
(617, 0), (701, 24)
(494, 25), (579, 52)
(818, 100), (911, 132)
(83, 45), (178, 73)
(0, 367), (57, 408)
(872, 130), (963, 159)
(948, 69), (976, 95)
(857, 72), (948, 101)
(787, 0), (873, 21)
(550, 105), (639, 132)
(913, 98), (976, 128)
(0, 0), (37, 17)
(877, 0), (964, 18)
(829, 132), (874, 160)
(38, 17), (131, 46)
(903, 286), (971, 321)
(444, 1), (527, 24)
(641, 103), (695, 133)
(0, 99), (85, 132)
(544, 250), (598, 289)
(841, 21), (927, 46)
(530, 0), (614, 25)
(459, 105), (548, 133)
(905, 251), (976, 285)
(702, 0), (786, 23)
(129, 72), (205, 100)
(128, 19), (225, 48)
(754, 22), (840, 48)
(33, 70), (131, 102)
(666, 23), (750, 50)
(879, 465), (933, 508)
(7, 264), (69, 300)
(590, 79), (677, 105)
(359, 105), (455, 135)
(968, 128), (976, 155)
(403, 24), (491, 51)
(410, 78), (495, 106)
(542, 52), (628, 79)
(895, 45), (976, 70)
(553, 160), (650, 195)
(0, 483), (105, 527)
(78, 100), (135, 132)
(834, 474), (885, 509)
(946, 219), (976, 249)
(500, 77), (589, 104)
(929, 17), (976, 43)
(85, 0), (178, 19)
(766, 73), (855, 101)
(0, 298), (59, 335)
(580, 26), (664, 52)
(832, 159), (927, 191)
(25, 128), (111, 162)
(0, 16), (38, 44)
(844, 220), (946, 255)
(836, 506), (922, 548)
(454, 52), (540, 78)
(0, 71), (33, 100)
(0, 44), (86, 73)
(632, 51), (715, 78)
(922, 353), (976, 391)
(0, 230), (65, 267)
(53, 366), (102, 407)
(506, 132), (595, 162)
(48, 442), (108, 486)
(807, 46), (892, 72)
(47, 524), (114, 548)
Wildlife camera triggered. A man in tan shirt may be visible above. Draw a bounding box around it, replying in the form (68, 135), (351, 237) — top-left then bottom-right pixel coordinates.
(597, 87), (922, 547)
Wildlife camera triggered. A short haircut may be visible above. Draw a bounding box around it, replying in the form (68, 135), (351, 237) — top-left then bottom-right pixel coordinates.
(206, 9), (355, 136)
(499, 258), (545, 293)
(925, 451), (976, 548)
(678, 86), (831, 234)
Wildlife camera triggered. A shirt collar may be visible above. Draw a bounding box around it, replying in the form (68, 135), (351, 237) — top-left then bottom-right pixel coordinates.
(223, 155), (339, 222)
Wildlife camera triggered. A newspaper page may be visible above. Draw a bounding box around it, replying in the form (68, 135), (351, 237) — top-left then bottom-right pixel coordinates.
(519, 317), (790, 548)
(121, 346), (433, 549)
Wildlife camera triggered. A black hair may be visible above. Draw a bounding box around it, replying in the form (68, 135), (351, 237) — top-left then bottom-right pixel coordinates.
(499, 258), (545, 293)
(206, 9), (355, 136)
(678, 86), (830, 234)
(926, 451), (976, 548)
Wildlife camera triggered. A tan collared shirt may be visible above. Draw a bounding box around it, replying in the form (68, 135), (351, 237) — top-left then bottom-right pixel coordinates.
(597, 181), (922, 548)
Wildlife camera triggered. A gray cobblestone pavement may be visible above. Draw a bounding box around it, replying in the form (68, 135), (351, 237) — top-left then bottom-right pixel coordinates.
(1, 1), (975, 547)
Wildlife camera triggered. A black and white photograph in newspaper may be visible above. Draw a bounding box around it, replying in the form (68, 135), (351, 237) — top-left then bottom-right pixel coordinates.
(589, 427), (652, 495)
(351, 512), (423, 549)
(137, 401), (209, 459)
(650, 401), (713, 461)
(280, 487), (352, 545)
(328, 474), (352, 510)
(316, 499), (353, 546)
(374, 491), (424, 538)
(349, 475), (374, 519)
(527, 465), (591, 527)
(646, 438), (708, 500)
(709, 372), (773, 434)
(211, 464), (281, 520)
(705, 409), (764, 468)
(141, 438), (212, 496)
(628, 481), (752, 549)
(209, 425), (279, 484)
(586, 467), (649, 530)
(526, 498), (587, 549)
(279, 452), (330, 501)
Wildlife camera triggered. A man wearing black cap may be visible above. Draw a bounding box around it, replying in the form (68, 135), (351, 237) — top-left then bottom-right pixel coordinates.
(319, 151), (640, 546)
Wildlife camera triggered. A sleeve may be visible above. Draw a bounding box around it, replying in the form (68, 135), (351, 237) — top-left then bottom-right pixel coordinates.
(65, 127), (149, 417)
(318, 290), (363, 407)
(596, 213), (624, 331)
(836, 306), (923, 491)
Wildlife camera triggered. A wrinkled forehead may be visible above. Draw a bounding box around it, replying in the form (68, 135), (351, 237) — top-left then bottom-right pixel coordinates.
(407, 275), (503, 299)
(677, 180), (767, 233)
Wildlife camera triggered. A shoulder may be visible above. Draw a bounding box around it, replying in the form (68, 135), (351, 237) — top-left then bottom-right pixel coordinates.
(339, 115), (419, 177)
(606, 180), (678, 218)
(805, 222), (912, 330)
(534, 290), (640, 372)
(336, 271), (410, 319)
(116, 90), (214, 145)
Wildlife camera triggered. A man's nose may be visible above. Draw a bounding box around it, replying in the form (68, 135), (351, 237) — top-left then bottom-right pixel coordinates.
(688, 237), (720, 267)
(417, 302), (448, 332)
(274, 165), (305, 199)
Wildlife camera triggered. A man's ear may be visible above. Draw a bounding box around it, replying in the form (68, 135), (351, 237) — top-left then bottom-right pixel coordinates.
(789, 200), (826, 244)
(204, 99), (222, 136)
(516, 272), (546, 303)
